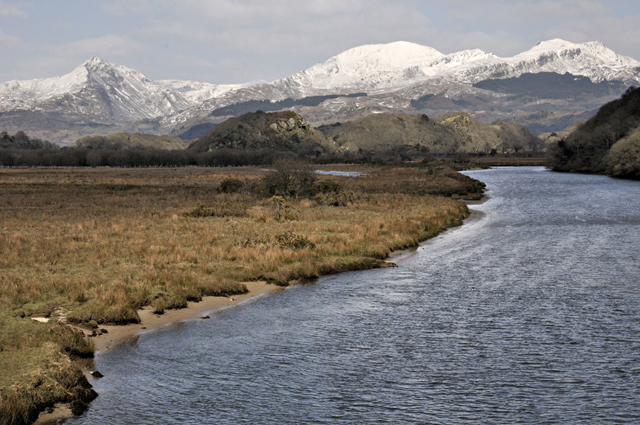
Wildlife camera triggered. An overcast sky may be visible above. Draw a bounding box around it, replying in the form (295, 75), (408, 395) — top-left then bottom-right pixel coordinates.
(1, 0), (639, 84)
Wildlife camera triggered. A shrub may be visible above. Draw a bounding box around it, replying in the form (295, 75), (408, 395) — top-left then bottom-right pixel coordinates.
(275, 232), (315, 250)
(270, 196), (299, 221)
(314, 190), (356, 206)
(219, 178), (244, 194)
(262, 158), (317, 198)
(183, 201), (248, 218)
(313, 180), (344, 194)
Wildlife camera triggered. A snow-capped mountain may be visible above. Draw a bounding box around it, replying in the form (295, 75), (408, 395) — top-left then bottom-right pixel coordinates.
(164, 39), (640, 128)
(0, 57), (192, 122)
(157, 80), (243, 104)
(1, 39), (639, 143)
(434, 39), (640, 85)
(237, 39), (640, 96)
(156, 79), (268, 104)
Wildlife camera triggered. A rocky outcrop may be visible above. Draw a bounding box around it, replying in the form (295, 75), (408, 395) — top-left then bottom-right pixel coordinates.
(188, 111), (331, 156)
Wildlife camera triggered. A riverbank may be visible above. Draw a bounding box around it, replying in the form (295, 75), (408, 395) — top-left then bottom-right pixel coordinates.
(90, 281), (282, 354)
(0, 164), (483, 424)
(34, 281), (282, 425)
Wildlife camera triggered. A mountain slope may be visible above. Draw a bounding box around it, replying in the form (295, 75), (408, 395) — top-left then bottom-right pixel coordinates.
(0, 57), (191, 122)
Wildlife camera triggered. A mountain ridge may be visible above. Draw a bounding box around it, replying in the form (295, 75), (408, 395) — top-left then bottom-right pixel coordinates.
(1, 39), (638, 144)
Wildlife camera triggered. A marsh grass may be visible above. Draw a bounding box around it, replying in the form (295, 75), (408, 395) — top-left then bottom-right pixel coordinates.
(0, 165), (478, 423)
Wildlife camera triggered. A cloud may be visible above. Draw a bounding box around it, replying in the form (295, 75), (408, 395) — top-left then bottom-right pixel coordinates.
(0, 1), (27, 18)
(140, 0), (432, 60)
(543, 13), (640, 59)
(435, 30), (529, 58)
(53, 34), (150, 59)
(448, 0), (609, 24)
(0, 27), (22, 49)
(442, 0), (640, 60)
(11, 35), (151, 81)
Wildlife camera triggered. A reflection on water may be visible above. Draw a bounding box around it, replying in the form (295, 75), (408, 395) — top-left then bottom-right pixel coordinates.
(70, 167), (640, 424)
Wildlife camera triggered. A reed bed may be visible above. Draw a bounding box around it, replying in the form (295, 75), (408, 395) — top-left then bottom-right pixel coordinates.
(0, 165), (477, 423)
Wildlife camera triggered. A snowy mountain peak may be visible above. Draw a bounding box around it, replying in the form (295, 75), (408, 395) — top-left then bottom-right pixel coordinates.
(0, 56), (192, 121)
(515, 39), (581, 59)
(507, 39), (640, 83)
(535, 38), (576, 49)
(83, 56), (109, 67)
(278, 41), (448, 94)
(331, 41), (444, 66)
(75, 57), (120, 77)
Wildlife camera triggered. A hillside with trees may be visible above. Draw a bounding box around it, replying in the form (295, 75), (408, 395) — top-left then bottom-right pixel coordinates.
(548, 87), (640, 178)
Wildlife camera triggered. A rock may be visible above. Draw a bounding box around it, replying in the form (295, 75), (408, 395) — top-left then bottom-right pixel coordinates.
(90, 370), (104, 378)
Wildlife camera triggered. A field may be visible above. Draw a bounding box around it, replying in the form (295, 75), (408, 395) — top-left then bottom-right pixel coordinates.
(0, 164), (482, 424)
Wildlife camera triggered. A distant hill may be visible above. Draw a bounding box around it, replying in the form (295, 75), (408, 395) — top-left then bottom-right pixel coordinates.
(73, 133), (190, 150)
(539, 122), (583, 144)
(548, 86), (640, 178)
(0, 131), (56, 149)
(473, 72), (627, 100)
(188, 111), (331, 157)
(177, 123), (217, 140)
(325, 112), (543, 156)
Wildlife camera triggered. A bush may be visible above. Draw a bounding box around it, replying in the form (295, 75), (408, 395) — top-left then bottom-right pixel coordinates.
(275, 232), (315, 250)
(270, 196), (299, 221)
(219, 178), (244, 194)
(313, 180), (344, 194)
(314, 190), (356, 206)
(262, 158), (317, 198)
(183, 201), (248, 218)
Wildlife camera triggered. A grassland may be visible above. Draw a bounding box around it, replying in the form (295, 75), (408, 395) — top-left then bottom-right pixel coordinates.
(0, 164), (482, 424)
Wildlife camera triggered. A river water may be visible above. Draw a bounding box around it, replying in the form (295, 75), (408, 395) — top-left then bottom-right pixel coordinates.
(69, 167), (640, 424)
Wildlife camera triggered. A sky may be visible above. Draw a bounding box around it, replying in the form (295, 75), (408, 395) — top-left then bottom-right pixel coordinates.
(0, 0), (639, 85)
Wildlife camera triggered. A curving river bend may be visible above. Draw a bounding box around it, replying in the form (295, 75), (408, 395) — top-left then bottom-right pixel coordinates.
(69, 167), (640, 424)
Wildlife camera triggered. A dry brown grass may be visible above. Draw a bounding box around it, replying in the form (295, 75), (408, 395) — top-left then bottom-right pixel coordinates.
(0, 165), (476, 423)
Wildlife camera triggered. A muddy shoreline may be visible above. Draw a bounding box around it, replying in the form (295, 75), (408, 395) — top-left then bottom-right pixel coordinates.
(34, 282), (283, 424)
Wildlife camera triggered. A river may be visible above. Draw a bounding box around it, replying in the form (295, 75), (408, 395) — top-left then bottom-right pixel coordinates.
(68, 167), (640, 424)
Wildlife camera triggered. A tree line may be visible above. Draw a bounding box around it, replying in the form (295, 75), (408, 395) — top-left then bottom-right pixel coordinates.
(0, 148), (284, 168)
